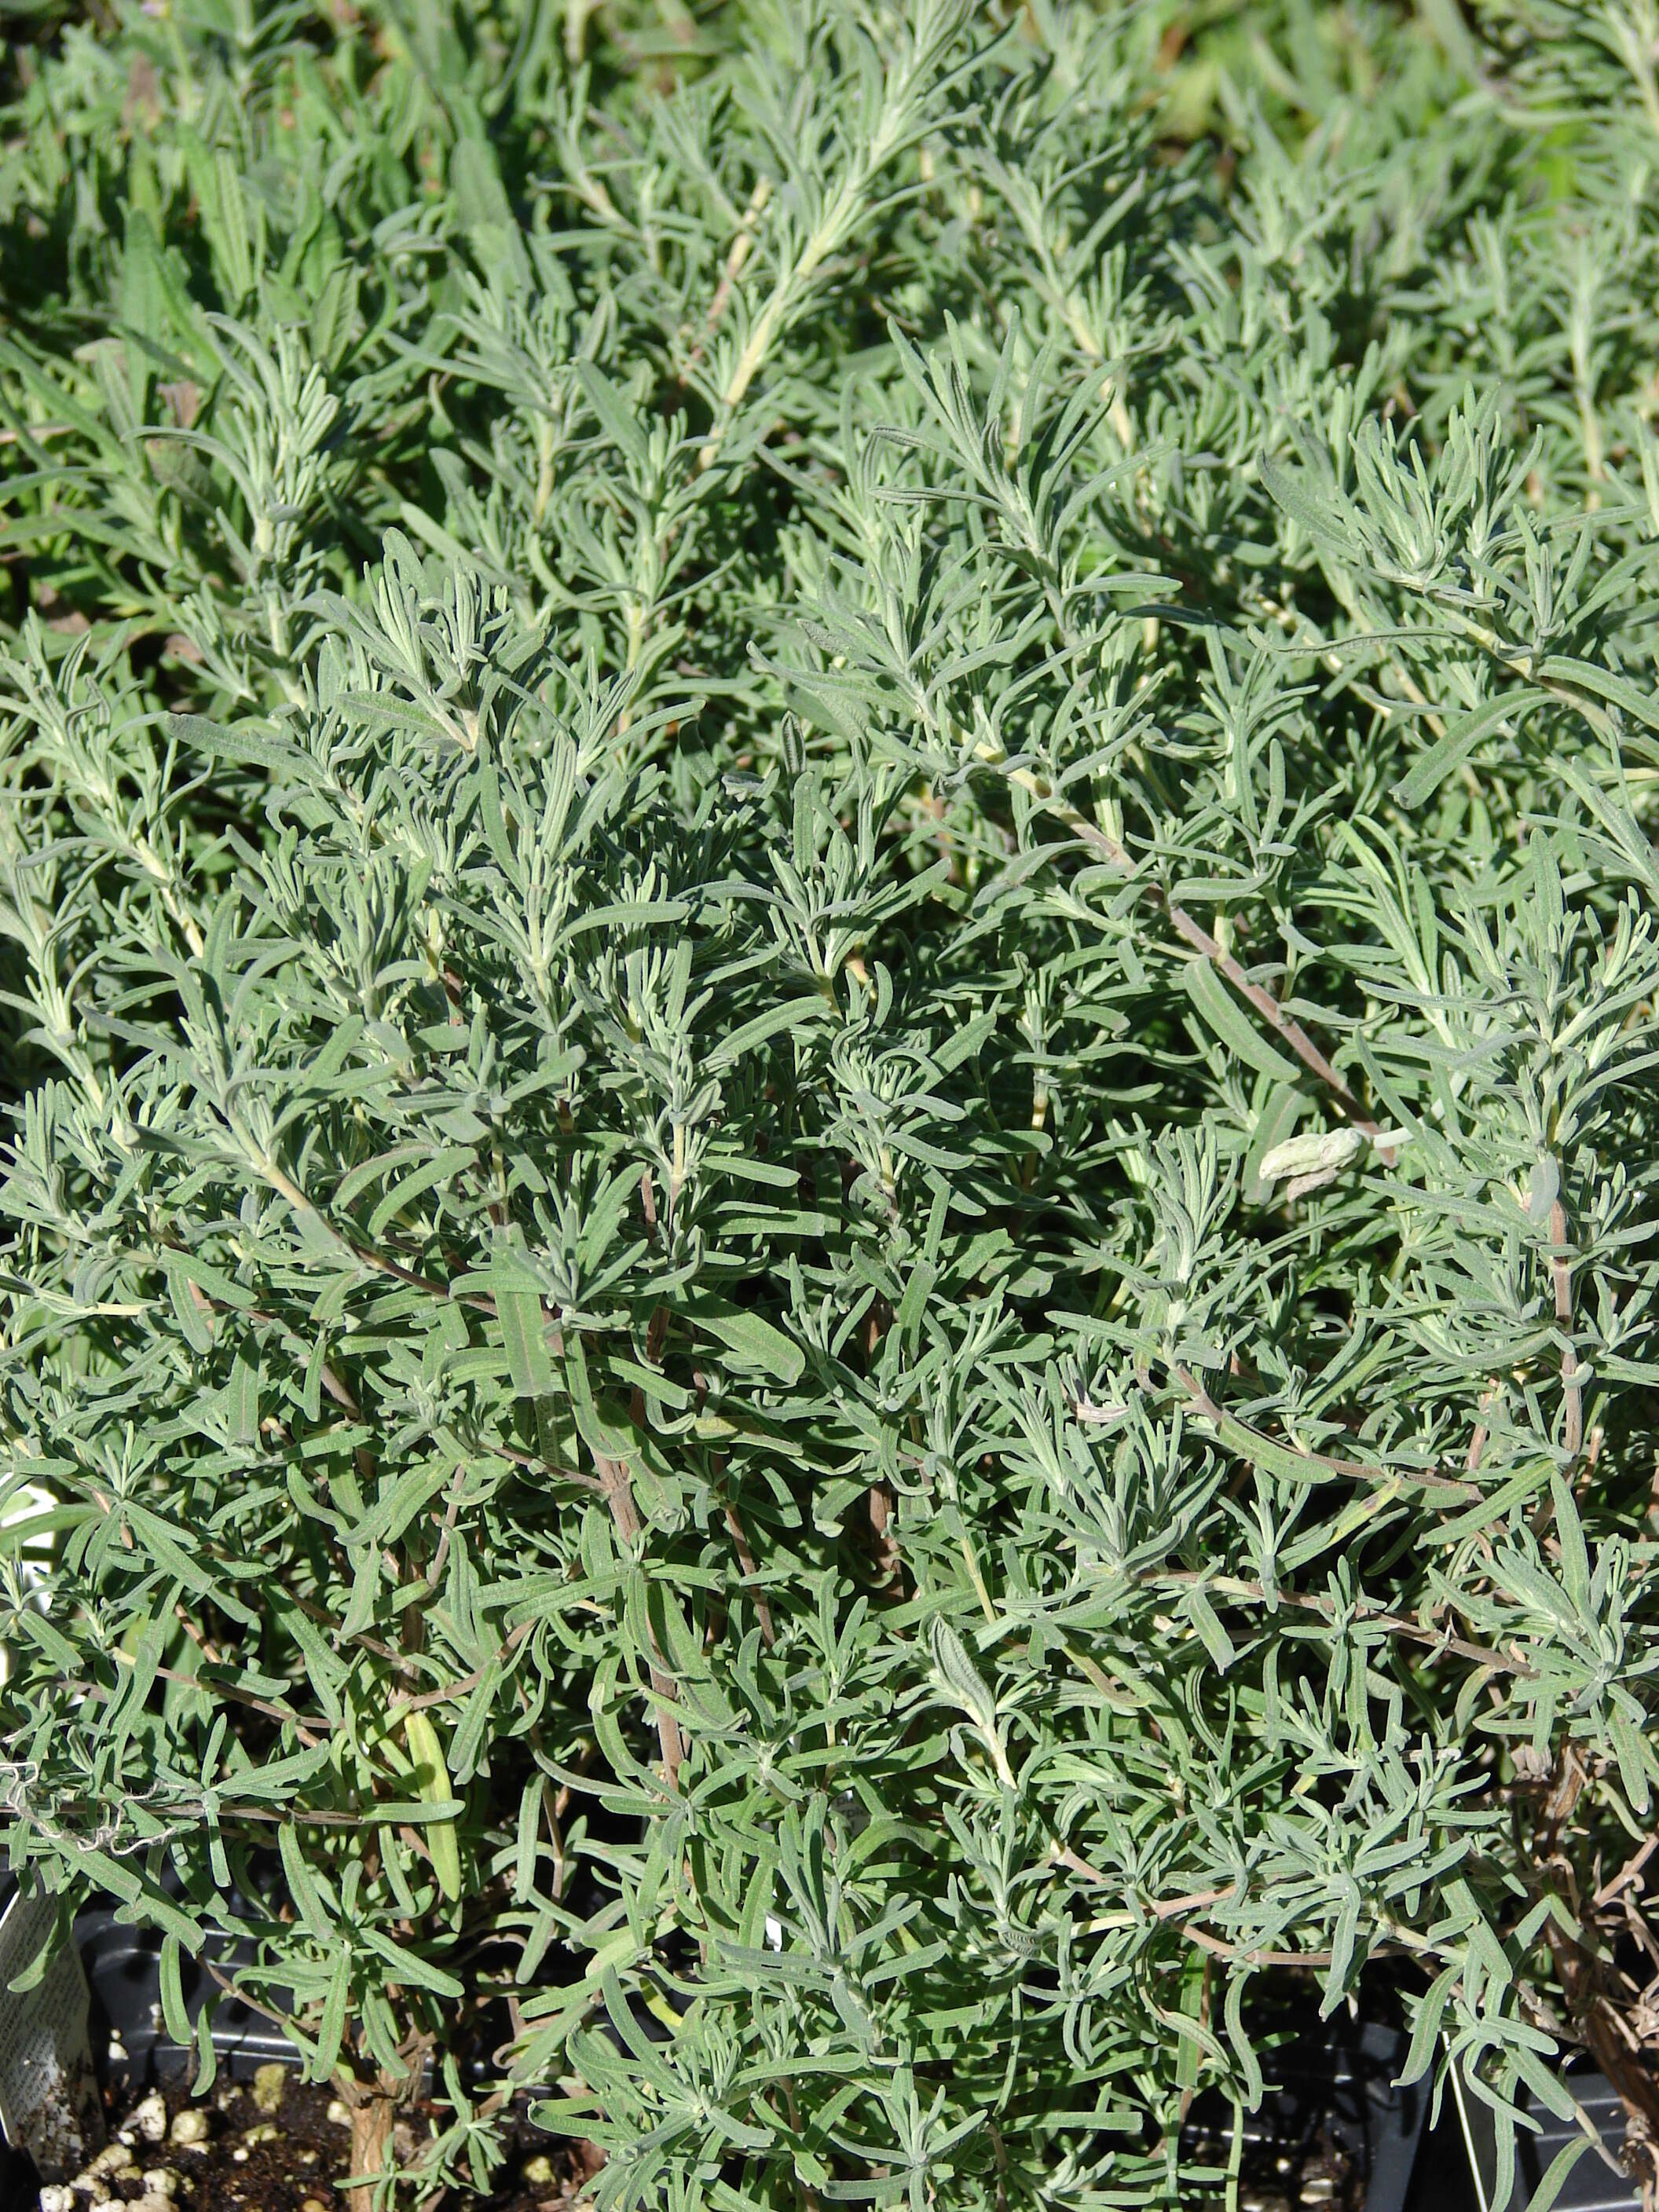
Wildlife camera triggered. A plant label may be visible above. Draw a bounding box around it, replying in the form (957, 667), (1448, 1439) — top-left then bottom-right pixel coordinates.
(0, 1881), (104, 2181)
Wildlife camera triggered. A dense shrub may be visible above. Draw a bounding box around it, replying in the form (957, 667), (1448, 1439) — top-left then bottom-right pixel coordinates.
(5, 2), (1659, 2207)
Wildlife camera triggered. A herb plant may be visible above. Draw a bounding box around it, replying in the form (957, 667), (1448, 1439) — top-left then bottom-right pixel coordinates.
(5, 3), (1659, 2209)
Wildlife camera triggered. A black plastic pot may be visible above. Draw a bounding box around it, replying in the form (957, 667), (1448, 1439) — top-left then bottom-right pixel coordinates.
(1450, 2059), (1640, 2211)
(72, 1908), (549, 2097)
(0, 2151), (33, 2212)
(0, 1883), (299, 2212)
(11, 1903), (1431, 2211)
(1181, 2020), (1427, 2212)
(73, 1899), (296, 2087)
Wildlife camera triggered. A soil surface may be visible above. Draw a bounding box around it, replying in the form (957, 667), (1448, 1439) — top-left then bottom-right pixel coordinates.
(38, 2075), (600, 2212)
(31, 2070), (1368, 2211)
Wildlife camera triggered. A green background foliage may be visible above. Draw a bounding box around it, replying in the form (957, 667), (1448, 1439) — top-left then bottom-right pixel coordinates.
(5, 1), (1659, 2206)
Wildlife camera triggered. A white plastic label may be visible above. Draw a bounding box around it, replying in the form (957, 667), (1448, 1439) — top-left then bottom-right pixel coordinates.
(0, 1880), (104, 2180)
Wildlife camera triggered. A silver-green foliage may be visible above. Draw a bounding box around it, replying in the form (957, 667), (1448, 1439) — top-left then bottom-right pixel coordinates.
(5, 1), (1659, 2207)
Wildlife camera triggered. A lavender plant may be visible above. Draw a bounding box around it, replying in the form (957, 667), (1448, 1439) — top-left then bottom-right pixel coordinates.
(5, 2), (1659, 2208)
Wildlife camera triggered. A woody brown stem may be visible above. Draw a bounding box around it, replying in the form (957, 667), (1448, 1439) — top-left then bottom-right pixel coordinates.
(1177, 1956), (1213, 2127)
(1175, 1363), (1478, 1502)
(1467, 1388), (1496, 1474)
(680, 176), (773, 384)
(547, 1313), (683, 1787)
(1528, 1752), (1659, 2195)
(868, 1482), (900, 1587)
(721, 1489), (775, 1646)
(980, 753), (1382, 1137)
(598, 1454), (683, 1786)
(1549, 1197), (1582, 1459)
(1544, 1917), (1659, 2198)
(1164, 903), (1380, 1138)
(346, 2076), (398, 2212)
